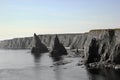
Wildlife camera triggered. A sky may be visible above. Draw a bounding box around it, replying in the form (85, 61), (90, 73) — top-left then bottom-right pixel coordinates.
(0, 0), (120, 40)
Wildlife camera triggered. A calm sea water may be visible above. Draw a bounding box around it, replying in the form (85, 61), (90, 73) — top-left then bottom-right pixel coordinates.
(0, 49), (120, 80)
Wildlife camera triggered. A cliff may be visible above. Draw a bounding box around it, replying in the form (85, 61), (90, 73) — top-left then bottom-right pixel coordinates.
(1, 29), (120, 65)
(83, 29), (120, 70)
(0, 34), (82, 49)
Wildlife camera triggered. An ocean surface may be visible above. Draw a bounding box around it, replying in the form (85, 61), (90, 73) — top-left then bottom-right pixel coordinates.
(0, 49), (120, 80)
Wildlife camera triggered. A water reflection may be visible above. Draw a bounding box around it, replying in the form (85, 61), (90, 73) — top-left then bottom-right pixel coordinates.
(31, 52), (42, 80)
(31, 52), (120, 80)
(0, 49), (90, 80)
(31, 53), (42, 63)
(54, 65), (62, 80)
(51, 56), (63, 80)
(87, 68), (120, 80)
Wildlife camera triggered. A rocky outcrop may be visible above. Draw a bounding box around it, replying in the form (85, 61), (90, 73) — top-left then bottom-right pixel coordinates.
(50, 35), (68, 61)
(112, 43), (120, 64)
(31, 33), (48, 53)
(84, 29), (120, 70)
(84, 29), (116, 62)
(86, 38), (100, 64)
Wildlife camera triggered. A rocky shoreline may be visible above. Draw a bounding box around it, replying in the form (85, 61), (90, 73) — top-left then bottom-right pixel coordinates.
(0, 29), (120, 70)
(86, 62), (120, 70)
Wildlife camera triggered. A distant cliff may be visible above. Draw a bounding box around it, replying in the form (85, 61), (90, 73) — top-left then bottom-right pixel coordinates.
(0, 34), (83, 49)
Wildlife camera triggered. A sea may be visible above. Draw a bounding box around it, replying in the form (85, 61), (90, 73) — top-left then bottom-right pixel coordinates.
(0, 49), (119, 80)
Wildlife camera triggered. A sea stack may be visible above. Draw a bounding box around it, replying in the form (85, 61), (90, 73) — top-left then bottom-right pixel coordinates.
(51, 35), (68, 60)
(31, 33), (48, 53)
(86, 38), (100, 64)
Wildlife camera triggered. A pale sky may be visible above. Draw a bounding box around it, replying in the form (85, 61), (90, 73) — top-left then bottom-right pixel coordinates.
(0, 0), (120, 40)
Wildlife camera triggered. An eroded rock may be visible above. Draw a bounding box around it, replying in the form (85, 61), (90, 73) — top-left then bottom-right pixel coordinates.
(112, 43), (120, 64)
(86, 38), (100, 64)
(31, 33), (48, 53)
(51, 35), (68, 61)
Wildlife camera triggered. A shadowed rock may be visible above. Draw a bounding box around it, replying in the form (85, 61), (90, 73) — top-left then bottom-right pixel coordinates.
(86, 38), (100, 64)
(51, 35), (68, 61)
(31, 33), (48, 53)
(112, 43), (120, 64)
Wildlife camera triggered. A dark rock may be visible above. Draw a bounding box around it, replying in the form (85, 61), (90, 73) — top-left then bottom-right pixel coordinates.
(86, 67), (100, 74)
(51, 35), (68, 61)
(75, 48), (79, 55)
(86, 38), (100, 64)
(31, 33), (48, 53)
(77, 63), (83, 66)
(50, 65), (54, 67)
(112, 43), (120, 64)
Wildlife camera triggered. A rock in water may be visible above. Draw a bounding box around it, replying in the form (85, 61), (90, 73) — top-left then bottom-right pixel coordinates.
(51, 35), (68, 60)
(31, 33), (48, 53)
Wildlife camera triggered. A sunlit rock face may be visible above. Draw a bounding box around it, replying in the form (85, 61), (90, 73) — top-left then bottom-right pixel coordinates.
(50, 35), (68, 61)
(31, 33), (48, 53)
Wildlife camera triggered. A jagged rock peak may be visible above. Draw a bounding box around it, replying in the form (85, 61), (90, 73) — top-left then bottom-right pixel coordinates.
(31, 33), (48, 53)
(53, 35), (60, 49)
(33, 33), (42, 47)
(51, 35), (68, 60)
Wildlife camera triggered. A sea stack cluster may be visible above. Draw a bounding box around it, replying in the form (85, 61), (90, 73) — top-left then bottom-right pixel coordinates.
(31, 34), (67, 60)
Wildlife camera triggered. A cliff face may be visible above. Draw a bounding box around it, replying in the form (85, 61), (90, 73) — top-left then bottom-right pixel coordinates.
(0, 34), (82, 49)
(0, 29), (120, 64)
(84, 29), (120, 64)
(0, 37), (33, 49)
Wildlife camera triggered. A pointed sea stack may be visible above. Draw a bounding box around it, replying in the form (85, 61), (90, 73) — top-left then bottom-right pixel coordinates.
(51, 35), (68, 59)
(31, 33), (48, 53)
